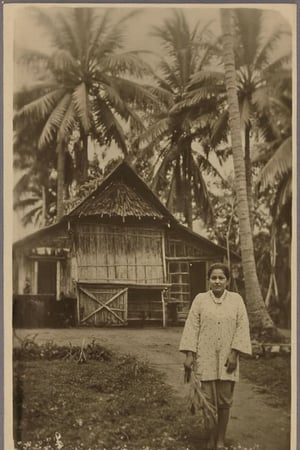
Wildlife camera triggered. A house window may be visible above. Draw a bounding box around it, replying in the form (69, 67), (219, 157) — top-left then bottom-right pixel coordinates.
(168, 261), (190, 307)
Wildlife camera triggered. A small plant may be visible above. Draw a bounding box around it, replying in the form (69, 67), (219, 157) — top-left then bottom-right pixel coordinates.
(13, 338), (112, 362)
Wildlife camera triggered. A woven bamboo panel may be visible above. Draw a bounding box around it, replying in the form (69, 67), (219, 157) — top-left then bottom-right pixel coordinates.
(75, 224), (164, 284)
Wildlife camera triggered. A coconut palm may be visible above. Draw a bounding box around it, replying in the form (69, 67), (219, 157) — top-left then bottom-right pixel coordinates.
(136, 10), (224, 228)
(14, 172), (56, 227)
(233, 8), (291, 224)
(188, 9), (291, 227)
(14, 7), (163, 220)
(221, 8), (275, 331)
(255, 66), (292, 221)
(13, 118), (57, 227)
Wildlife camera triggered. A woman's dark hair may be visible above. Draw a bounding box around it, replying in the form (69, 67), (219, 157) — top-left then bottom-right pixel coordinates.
(207, 263), (230, 280)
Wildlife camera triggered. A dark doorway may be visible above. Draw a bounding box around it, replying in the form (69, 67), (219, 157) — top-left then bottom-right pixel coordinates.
(38, 260), (57, 294)
(189, 262), (206, 301)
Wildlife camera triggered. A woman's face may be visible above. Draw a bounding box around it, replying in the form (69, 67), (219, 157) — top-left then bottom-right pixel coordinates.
(209, 269), (228, 296)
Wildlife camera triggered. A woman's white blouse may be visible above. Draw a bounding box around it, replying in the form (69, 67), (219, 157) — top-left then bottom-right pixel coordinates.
(179, 290), (252, 381)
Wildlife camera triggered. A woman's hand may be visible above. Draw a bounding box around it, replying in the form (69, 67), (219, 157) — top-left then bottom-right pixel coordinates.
(183, 352), (195, 383)
(184, 352), (195, 370)
(225, 349), (238, 373)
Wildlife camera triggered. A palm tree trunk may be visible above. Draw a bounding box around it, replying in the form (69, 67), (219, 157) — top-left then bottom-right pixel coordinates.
(56, 140), (65, 221)
(244, 124), (254, 230)
(221, 9), (275, 331)
(81, 132), (89, 181)
(185, 147), (193, 229)
(41, 185), (46, 227)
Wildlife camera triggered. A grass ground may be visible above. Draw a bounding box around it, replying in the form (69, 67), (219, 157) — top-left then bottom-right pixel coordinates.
(240, 355), (290, 409)
(13, 342), (290, 450)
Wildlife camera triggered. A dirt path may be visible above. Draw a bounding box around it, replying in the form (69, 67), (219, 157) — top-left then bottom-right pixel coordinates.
(14, 327), (291, 450)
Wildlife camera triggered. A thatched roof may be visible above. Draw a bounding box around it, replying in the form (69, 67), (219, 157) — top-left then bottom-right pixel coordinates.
(13, 161), (239, 261)
(13, 222), (70, 250)
(66, 161), (173, 222)
(67, 179), (163, 220)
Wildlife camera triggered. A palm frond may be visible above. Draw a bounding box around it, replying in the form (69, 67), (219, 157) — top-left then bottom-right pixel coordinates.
(143, 85), (174, 109)
(234, 8), (262, 67)
(101, 51), (153, 78)
(57, 13), (82, 57)
(31, 8), (70, 50)
(151, 144), (179, 192)
(87, 9), (113, 59)
(14, 88), (66, 124)
(93, 95), (128, 155)
(39, 93), (72, 147)
(94, 10), (142, 59)
(49, 49), (79, 74)
(170, 87), (219, 114)
(191, 155), (214, 224)
(256, 136), (292, 190)
(14, 81), (59, 110)
(102, 84), (130, 119)
(137, 118), (171, 146)
(188, 69), (224, 88)
(251, 86), (270, 112)
(20, 205), (43, 227)
(13, 168), (41, 190)
(57, 100), (77, 141)
(166, 168), (178, 212)
(13, 196), (42, 210)
(271, 176), (292, 220)
(210, 110), (229, 148)
(102, 75), (162, 111)
(262, 53), (291, 78)
(157, 59), (181, 91)
(17, 47), (50, 68)
(72, 83), (90, 132)
(127, 109), (146, 135)
(240, 97), (251, 126)
(254, 28), (288, 69)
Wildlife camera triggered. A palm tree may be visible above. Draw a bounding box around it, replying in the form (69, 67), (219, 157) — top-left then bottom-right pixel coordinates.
(14, 7), (161, 220)
(254, 76), (292, 313)
(188, 9), (291, 227)
(13, 119), (58, 227)
(136, 10), (223, 228)
(233, 8), (291, 226)
(221, 8), (275, 331)
(14, 171), (56, 227)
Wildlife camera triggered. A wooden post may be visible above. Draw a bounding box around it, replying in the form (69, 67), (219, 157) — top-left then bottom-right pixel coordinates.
(76, 284), (81, 325)
(34, 261), (38, 294)
(56, 261), (61, 300)
(161, 290), (166, 328)
(161, 233), (167, 283)
(124, 288), (128, 324)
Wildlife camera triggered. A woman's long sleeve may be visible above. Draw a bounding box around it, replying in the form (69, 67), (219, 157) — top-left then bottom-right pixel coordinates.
(179, 296), (201, 353)
(231, 296), (252, 355)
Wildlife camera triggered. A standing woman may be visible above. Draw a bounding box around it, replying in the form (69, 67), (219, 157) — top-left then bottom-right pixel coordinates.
(179, 263), (252, 450)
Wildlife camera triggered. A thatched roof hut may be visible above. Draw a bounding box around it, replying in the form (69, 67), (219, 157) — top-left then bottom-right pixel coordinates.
(13, 161), (239, 327)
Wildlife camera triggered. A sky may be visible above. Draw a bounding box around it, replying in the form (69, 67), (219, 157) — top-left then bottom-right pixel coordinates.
(9, 3), (295, 240)
(13, 4), (293, 88)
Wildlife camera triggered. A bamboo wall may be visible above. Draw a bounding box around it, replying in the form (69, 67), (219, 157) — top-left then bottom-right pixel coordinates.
(75, 224), (165, 285)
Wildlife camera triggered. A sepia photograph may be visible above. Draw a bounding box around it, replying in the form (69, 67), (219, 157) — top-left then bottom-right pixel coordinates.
(4, 3), (296, 450)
